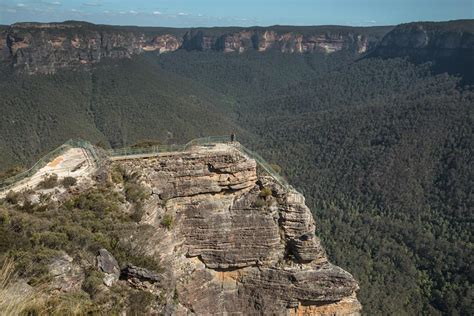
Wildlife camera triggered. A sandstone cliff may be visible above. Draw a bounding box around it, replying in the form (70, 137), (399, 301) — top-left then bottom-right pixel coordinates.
(372, 20), (474, 58)
(0, 22), (183, 74)
(0, 21), (390, 74)
(110, 143), (361, 315)
(0, 141), (360, 314)
(369, 20), (474, 83)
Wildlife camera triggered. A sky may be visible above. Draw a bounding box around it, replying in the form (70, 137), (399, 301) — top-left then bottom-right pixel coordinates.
(0, 0), (472, 27)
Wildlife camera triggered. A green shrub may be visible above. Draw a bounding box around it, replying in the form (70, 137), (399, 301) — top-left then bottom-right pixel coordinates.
(161, 214), (174, 230)
(61, 176), (77, 188)
(37, 174), (58, 189)
(259, 187), (273, 198)
(131, 204), (145, 223)
(254, 199), (266, 208)
(125, 183), (148, 203)
(128, 290), (155, 314)
(71, 189), (120, 217)
(5, 191), (19, 205)
(31, 232), (68, 250)
(110, 165), (125, 184)
(131, 140), (162, 148)
(82, 270), (104, 297)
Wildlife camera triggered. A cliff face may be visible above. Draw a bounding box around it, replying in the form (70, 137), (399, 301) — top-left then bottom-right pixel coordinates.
(182, 29), (370, 54)
(112, 143), (361, 315)
(372, 20), (474, 58)
(0, 21), (387, 74)
(0, 22), (181, 74)
(370, 20), (474, 83)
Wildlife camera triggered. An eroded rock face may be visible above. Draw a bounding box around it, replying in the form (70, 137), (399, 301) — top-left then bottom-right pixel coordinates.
(113, 143), (361, 315)
(0, 21), (390, 74)
(97, 248), (120, 287)
(0, 22), (181, 74)
(182, 29), (370, 54)
(371, 21), (474, 60)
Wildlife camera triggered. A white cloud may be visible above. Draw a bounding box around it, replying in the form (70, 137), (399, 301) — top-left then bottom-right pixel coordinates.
(129, 10), (138, 14)
(83, 2), (102, 7)
(153, 11), (162, 15)
(17, 3), (26, 7)
(365, 20), (377, 24)
(177, 12), (189, 16)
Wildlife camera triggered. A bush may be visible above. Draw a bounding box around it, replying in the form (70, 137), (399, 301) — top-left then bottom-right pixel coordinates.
(5, 191), (19, 205)
(254, 199), (266, 208)
(131, 140), (162, 148)
(71, 189), (120, 217)
(110, 166), (125, 184)
(124, 183), (148, 203)
(31, 232), (68, 250)
(37, 174), (58, 189)
(61, 177), (77, 188)
(259, 187), (273, 198)
(82, 270), (104, 297)
(161, 214), (174, 230)
(131, 204), (145, 223)
(128, 290), (155, 314)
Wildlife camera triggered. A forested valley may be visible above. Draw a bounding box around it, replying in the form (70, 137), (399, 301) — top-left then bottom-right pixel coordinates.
(0, 40), (472, 314)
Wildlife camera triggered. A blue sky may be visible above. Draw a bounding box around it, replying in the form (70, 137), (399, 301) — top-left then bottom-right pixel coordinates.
(0, 0), (472, 27)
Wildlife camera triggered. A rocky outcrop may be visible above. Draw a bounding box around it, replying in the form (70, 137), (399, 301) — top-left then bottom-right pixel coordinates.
(182, 28), (371, 54)
(369, 20), (474, 82)
(96, 248), (120, 287)
(112, 143), (361, 315)
(0, 21), (390, 74)
(373, 20), (474, 57)
(48, 253), (84, 292)
(0, 21), (182, 74)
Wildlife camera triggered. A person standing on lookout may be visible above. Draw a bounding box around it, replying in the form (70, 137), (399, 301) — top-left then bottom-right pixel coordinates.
(231, 133), (236, 142)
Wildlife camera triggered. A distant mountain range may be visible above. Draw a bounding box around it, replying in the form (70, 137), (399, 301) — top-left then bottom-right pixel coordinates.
(2, 19), (472, 77)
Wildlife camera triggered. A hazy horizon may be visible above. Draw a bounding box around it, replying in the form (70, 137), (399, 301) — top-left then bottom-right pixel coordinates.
(1, 0), (472, 28)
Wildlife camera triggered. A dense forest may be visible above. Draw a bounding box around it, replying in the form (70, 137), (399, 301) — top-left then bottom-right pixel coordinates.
(0, 32), (473, 314)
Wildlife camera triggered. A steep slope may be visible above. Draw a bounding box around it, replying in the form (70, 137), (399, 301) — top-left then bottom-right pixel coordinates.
(0, 55), (240, 171)
(0, 142), (361, 315)
(370, 20), (474, 83)
(0, 21), (391, 74)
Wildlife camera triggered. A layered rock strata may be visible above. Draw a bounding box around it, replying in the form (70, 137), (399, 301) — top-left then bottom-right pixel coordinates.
(0, 21), (388, 74)
(113, 143), (361, 315)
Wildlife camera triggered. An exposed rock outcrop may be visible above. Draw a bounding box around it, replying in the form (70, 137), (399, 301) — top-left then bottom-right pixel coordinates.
(0, 22), (182, 74)
(112, 143), (361, 315)
(372, 20), (474, 57)
(369, 20), (474, 83)
(97, 248), (120, 287)
(0, 21), (390, 74)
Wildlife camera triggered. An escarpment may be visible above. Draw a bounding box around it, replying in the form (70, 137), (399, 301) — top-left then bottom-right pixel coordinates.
(372, 20), (474, 58)
(370, 20), (474, 82)
(0, 21), (390, 74)
(111, 143), (361, 315)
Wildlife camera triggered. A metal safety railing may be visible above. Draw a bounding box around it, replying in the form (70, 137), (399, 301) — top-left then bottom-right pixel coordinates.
(235, 143), (293, 191)
(1, 135), (293, 193)
(106, 135), (232, 157)
(0, 139), (101, 191)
